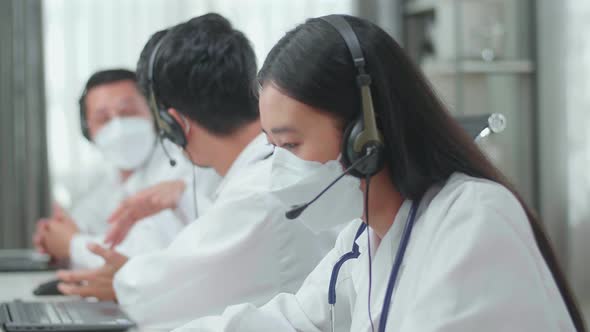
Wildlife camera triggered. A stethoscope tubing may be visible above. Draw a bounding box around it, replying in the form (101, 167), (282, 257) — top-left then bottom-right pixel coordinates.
(328, 199), (421, 332)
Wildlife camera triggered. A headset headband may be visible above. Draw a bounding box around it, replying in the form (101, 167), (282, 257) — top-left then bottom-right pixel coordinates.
(320, 15), (370, 83)
(319, 15), (385, 178)
(145, 34), (188, 148)
(147, 37), (166, 103)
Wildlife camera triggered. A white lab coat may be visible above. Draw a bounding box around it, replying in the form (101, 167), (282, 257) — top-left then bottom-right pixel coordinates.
(112, 134), (340, 330)
(69, 142), (221, 269)
(177, 173), (576, 332)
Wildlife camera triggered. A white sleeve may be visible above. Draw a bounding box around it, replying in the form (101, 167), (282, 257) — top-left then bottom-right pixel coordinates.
(173, 221), (363, 332)
(174, 167), (220, 224)
(115, 209), (185, 255)
(69, 189), (123, 235)
(69, 234), (105, 269)
(113, 193), (283, 329)
(173, 180), (194, 224)
(70, 210), (184, 270)
(173, 303), (298, 332)
(398, 186), (574, 331)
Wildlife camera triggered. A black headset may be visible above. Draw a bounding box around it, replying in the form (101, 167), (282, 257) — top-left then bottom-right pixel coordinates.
(147, 35), (188, 148)
(319, 15), (385, 178)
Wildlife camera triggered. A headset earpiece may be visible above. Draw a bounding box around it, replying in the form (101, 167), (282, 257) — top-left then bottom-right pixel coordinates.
(156, 108), (188, 147)
(340, 120), (362, 178)
(321, 15), (385, 178)
(148, 35), (188, 148)
(341, 118), (384, 178)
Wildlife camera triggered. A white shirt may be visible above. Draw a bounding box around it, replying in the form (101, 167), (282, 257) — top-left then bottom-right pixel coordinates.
(112, 134), (339, 330)
(69, 142), (221, 269)
(176, 173), (576, 332)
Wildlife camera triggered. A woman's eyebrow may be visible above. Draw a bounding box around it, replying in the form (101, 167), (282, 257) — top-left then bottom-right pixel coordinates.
(267, 126), (298, 134)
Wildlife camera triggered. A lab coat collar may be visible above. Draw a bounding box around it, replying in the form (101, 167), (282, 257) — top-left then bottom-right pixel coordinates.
(352, 184), (443, 331)
(121, 142), (161, 194)
(213, 133), (272, 198)
(350, 199), (412, 331)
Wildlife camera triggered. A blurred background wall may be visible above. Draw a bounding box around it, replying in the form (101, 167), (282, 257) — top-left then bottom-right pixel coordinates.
(0, 0), (50, 248)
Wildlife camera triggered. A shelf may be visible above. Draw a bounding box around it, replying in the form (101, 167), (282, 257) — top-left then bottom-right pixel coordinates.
(404, 0), (436, 16)
(421, 60), (534, 75)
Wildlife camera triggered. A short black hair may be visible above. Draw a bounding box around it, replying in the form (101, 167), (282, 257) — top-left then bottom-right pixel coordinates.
(151, 13), (259, 136)
(79, 69), (137, 139)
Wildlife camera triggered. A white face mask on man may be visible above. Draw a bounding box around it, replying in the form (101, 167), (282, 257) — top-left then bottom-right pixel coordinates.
(270, 147), (364, 234)
(94, 117), (156, 170)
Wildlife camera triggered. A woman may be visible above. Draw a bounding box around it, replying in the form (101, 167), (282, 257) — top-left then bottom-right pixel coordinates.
(176, 15), (584, 331)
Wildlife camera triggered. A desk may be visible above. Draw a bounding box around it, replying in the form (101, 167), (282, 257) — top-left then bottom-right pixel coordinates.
(0, 272), (158, 332)
(0, 272), (60, 302)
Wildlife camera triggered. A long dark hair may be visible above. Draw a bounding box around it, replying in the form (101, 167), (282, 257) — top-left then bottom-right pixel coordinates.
(259, 15), (585, 331)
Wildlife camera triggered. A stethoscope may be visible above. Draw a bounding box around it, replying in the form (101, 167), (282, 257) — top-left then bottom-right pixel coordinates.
(328, 199), (421, 332)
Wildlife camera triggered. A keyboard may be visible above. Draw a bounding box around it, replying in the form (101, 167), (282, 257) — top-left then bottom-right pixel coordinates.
(12, 302), (84, 325)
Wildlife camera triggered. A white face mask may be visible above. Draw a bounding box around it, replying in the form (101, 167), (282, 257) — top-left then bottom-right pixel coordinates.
(270, 148), (363, 234)
(94, 117), (156, 170)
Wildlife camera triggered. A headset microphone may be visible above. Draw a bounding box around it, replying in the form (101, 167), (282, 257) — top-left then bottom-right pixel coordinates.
(159, 136), (177, 167)
(285, 147), (377, 220)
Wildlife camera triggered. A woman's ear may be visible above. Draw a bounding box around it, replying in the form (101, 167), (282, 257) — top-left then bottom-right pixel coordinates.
(168, 108), (191, 135)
